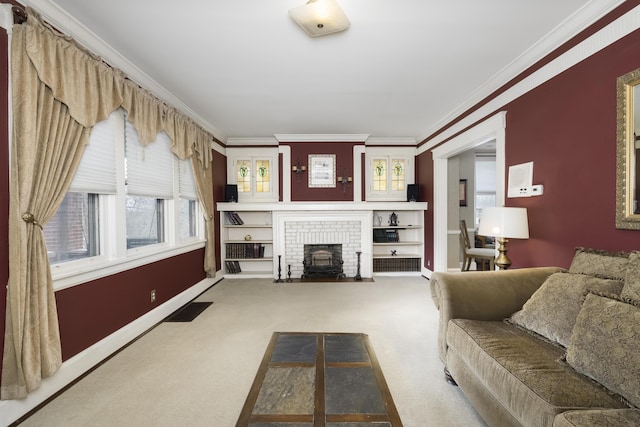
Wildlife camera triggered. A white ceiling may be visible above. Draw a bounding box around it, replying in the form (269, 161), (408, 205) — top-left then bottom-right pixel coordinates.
(24, 1), (622, 143)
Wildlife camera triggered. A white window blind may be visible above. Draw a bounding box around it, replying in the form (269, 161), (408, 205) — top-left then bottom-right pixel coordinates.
(70, 110), (118, 194)
(179, 158), (197, 200)
(125, 121), (174, 199)
(475, 156), (496, 193)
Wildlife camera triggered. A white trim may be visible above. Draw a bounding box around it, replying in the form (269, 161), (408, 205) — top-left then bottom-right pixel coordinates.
(417, 0), (628, 144)
(0, 4), (12, 32)
(353, 145), (365, 201)
(366, 137), (417, 146)
(432, 112), (506, 272)
(226, 137), (279, 146)
(0, 276), (221, 427)
(20, 0), (225, 140)
(51, 241), (206, 291)
(274, 134), (370, 143)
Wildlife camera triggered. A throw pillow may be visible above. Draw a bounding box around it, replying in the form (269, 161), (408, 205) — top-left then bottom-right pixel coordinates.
(568, 247), (629, 280)
(622, 251), (640, 302)
(567, 293), (640, 408)
(509, 272), (623, 347)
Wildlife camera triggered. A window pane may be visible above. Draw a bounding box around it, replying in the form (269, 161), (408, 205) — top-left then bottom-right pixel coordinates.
(373, 159), (387, 191)
(126, 196), (164, 249)
(237, 160), (251, 193)
(391, 159), (405, 191)
(256, 159), (270, 193)
(180, 198), (197, 239)
(45, 192), (99, 264)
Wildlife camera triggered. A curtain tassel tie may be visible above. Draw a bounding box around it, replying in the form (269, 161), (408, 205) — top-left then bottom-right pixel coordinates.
(21, 212), (43, 229)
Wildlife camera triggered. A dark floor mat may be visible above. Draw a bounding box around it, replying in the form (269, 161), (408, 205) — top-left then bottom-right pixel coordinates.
(165, 301), (213, 322)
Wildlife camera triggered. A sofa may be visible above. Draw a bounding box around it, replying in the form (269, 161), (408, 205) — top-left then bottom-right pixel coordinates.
(430, 248), (640, 426)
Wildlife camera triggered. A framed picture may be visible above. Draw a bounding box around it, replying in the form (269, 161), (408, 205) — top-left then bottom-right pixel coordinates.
(308, 154), (336, 187)
(459, 179), (467, 206)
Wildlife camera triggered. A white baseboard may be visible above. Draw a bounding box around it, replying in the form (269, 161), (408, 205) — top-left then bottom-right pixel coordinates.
(0, 276), (221, 426)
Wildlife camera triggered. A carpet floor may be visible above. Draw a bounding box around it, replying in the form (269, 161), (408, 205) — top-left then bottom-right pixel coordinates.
(19, 276), (487, 427)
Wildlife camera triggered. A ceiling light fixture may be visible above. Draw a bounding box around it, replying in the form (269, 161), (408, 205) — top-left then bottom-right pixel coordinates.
(289, 0), (350, 37)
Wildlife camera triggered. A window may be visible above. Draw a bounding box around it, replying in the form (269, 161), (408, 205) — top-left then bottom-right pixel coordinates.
(366, 147), (414, 201)
(124, 120), (173, 249)
(45, 192), (99, 263)
(45, 108), (204, 285)
(227, 148), (278, 202)
(179, 158), (198, 240)
(474, 154), (497, 226)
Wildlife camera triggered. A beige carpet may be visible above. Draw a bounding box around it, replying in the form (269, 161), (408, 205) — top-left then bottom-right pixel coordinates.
(19, 277), (487, 427)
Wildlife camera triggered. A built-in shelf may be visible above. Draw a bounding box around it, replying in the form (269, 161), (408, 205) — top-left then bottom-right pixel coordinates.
(218, 202), (428, 278)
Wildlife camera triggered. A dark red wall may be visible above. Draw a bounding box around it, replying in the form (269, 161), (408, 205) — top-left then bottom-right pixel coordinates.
(56, 249), (205, 360)
(212, 148), (227, 271)
(416, 150), (434, 269)
(287, 142), (357, 201)
(0, 26), (8, 385)
(502, 28), (640, 268)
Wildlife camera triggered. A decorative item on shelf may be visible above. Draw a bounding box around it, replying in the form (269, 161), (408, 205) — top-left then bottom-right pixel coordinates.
(287, 264), (292, 282)
(337, 170), (352, 193)
(391, 249), (397, 256)
(373, 212), (382, 227)
(388, 212), (398, 226)
(478, 206), (529, 270)
(292, 159), (307, 183)
(244, 234), (252, 241)
(355, 251), (362, 281)
(275, 255), (284, 283)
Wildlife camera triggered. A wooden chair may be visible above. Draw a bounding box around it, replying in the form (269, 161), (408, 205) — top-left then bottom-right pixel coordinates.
(459, 220), (495, 271)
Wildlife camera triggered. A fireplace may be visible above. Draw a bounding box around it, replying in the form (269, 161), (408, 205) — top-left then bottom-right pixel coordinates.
(302, 244), (345, 279)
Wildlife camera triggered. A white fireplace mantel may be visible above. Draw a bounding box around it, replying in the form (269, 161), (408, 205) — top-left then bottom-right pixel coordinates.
(217, 201), (428, 212)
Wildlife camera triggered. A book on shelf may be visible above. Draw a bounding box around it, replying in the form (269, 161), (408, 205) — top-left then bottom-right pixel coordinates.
(225, 260), (242, 274)
(226, 242), (266, 259)
(225, 211), (244, 225)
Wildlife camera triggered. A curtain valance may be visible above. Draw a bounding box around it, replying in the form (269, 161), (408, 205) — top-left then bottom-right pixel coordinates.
(23, 9), (215, 165)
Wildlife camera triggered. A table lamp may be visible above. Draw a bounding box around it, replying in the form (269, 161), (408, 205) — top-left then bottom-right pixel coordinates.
(478, 207), (529, 270)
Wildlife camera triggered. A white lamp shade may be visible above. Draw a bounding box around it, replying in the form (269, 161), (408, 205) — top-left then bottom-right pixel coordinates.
(289, 0), (350, 37)
(478, 207), (529, 239)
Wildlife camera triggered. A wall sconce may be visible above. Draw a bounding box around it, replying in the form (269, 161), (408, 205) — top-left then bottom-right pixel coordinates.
(337, 172), (352, 192)
(292, 160), (307, 183)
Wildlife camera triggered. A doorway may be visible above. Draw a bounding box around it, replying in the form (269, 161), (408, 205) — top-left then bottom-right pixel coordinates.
(432, 112), (506, 272)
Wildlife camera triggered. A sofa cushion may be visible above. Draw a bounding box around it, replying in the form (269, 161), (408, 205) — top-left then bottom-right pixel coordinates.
(446, 319), (627, 427)
(509, 272), (623, 347)
(566, 292), (640, 408)
(553, 409), (640, 427)
(568, 247), (629, 280)
(622, 251), (640, 301)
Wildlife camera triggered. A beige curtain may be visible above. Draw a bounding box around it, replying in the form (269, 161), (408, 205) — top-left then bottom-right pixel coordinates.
(165, 108), (216, 276)
(2, 23), (88, 400)
(2, 11), (217, 399)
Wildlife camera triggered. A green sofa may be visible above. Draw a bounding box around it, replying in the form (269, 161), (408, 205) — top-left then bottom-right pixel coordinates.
(430, 248), (640, 427)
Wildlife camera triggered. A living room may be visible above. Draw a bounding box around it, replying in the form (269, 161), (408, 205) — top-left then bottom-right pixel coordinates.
(1, 1), (640, 425)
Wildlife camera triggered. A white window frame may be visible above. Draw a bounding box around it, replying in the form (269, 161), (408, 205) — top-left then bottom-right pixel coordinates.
(365, 147), (415, 201)
(49, 109), (205, 291)
(226, 147), (279, 202)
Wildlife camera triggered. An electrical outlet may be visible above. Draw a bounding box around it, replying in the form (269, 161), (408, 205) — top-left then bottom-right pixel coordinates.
(150, 289), (156, 303)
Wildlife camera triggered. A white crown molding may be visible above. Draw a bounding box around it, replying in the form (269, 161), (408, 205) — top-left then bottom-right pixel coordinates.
(21, 0), (227, 141)
(226, 137), (279, 146)
(0, 4), (13, 32)
(417, 0), (628, 144)
(419, 3), (640, 151)
(366, 137), (417, 146)
(274, 134), (370, 143)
